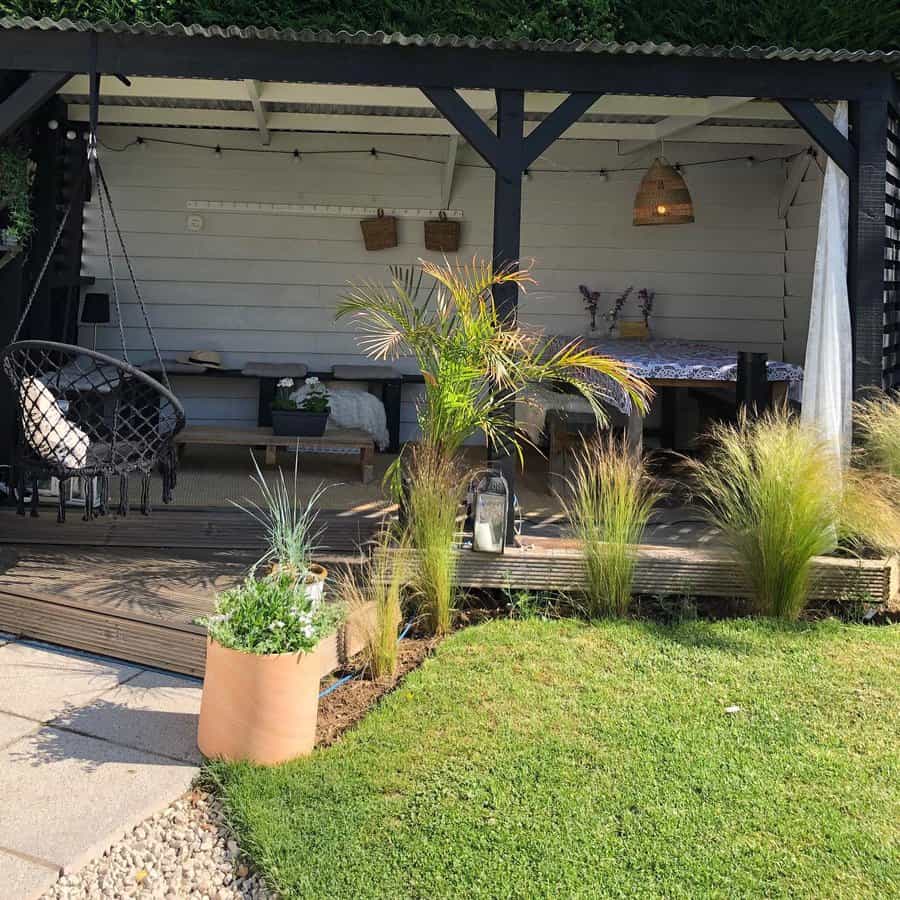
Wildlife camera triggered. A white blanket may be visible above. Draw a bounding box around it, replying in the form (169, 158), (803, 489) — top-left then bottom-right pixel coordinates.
(290, 384), (390, 450)
(21, 377), (90, 469)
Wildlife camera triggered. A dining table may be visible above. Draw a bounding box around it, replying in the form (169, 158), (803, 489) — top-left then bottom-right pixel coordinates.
(550, 336), (804, 451)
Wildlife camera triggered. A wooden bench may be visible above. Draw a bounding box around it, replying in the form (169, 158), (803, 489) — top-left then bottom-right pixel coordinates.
(175, 425), (375, 483)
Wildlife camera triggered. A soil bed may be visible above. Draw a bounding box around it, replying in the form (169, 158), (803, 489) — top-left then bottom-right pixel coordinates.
(316, 635), (438, 747)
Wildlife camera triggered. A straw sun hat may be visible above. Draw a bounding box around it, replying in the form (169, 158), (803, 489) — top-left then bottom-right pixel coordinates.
(176, 350), (223, 369)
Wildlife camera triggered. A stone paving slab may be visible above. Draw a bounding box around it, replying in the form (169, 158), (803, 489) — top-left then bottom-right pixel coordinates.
(0, 726), (197, 875)
(0, 710), (38, 751)
(50, 669), (203, 764)
(0, 641), (140, 721)
(0, 849), (58, 900)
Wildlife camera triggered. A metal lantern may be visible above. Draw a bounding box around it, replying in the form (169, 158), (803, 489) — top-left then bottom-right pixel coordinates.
(633, 157), (694, 225)
(471, 470), (509, 554)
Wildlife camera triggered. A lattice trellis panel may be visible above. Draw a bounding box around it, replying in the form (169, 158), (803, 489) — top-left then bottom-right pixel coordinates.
(884, 108), (900, 388)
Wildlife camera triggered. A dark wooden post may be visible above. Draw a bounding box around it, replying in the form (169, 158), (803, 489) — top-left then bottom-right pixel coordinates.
(491, 89), (525, 320)
(848, 99), (889, 396)
(488, 89), (525, 539)
(421, 86), (599, 542)
(736, 351), (769, 414)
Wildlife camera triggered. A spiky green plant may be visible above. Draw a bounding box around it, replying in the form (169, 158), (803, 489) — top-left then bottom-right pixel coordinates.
(838, 467), (900, 556)
(689, 411), (840, 620)
(335, 527), (407, 680)
(337, 259), (650, 479)
(854, 391), (900, 477)
(405, 443), (464, 636)
(562, 435), (660, 617)
(230, 449), (327, 573)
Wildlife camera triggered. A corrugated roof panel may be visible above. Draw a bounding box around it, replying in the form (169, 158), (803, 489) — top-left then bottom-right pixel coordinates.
(2, 16), (898, 66)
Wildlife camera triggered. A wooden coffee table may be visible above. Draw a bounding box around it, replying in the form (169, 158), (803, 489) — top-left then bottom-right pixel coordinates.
(175, 425), (375, 483)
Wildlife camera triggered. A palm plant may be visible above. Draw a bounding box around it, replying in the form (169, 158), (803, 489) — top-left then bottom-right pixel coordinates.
(562, 435), (660, 617)
(337, 259), (651, 470)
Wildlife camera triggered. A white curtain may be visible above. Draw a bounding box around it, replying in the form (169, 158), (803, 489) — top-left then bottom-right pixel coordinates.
(801, 101), (852, 470)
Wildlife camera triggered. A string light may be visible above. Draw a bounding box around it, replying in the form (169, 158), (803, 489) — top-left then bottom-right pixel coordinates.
(98, 134), (809, 178)
(47, 119), (59, 131)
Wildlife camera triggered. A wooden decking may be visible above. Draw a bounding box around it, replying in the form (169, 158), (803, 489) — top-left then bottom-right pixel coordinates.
(0, 505), (895, 676)
(0, 506), (383, 676)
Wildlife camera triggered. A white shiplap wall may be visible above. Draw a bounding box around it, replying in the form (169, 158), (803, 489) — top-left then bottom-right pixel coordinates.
(81, 126), (811, 439)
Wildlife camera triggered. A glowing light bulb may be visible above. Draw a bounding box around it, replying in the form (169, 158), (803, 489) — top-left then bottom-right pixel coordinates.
(656, 204), (668, 216)
(47, 119), (59, 131)
(65, 129), (77, 140)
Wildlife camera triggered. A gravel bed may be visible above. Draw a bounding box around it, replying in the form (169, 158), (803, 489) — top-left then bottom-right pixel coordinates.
(42, 788), (276, 900)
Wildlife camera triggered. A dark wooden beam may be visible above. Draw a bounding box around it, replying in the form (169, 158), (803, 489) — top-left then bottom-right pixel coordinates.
(0, 29), (895, 99)
(780, 100), (857, 176)
(420, 87), (498, 169)
(0, 71), (70, 139)
(491, 89), (525, 318)
(489, 89), (526, 543)
(522, 92), (603, 167)
(848, 99), (889, 396)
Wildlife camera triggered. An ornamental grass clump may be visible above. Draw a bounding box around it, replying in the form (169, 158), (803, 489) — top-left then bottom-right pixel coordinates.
(405, 443), (465, 637)
(563, 435), (660, 618)
(854, 391), (900, 477)
(689, 411), (840, 620)
(230, 449), (326, 574)
(199, 570), (343, 655)
(335, 528), (407, 680)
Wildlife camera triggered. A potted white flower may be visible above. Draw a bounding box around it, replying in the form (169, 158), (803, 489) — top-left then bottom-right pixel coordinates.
(270, 375), (331, 436)
(196, 569), (343, 765)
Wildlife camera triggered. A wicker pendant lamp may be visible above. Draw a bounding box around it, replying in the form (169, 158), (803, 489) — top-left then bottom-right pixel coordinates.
(633, 157), (694, 225)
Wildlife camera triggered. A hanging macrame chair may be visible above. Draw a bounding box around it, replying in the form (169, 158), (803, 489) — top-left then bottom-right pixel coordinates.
(0, 90), (185, 523)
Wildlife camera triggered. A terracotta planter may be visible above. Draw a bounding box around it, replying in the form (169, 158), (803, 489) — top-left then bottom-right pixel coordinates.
(197, 638), (321, 765)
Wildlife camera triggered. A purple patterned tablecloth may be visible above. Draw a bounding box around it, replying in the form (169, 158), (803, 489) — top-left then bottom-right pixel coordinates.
(551, 336), (804, 413)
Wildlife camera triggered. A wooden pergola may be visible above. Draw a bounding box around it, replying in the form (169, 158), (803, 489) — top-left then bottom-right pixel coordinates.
(0, 20), (898, 504)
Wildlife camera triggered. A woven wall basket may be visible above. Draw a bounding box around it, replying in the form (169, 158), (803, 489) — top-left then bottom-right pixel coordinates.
(424, 212), (461, 252)
(360, 209), (398, 250)
(633, 158), (694, 225)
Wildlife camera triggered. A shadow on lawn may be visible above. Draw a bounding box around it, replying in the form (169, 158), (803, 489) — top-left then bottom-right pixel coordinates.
(639, 620), (761, 656)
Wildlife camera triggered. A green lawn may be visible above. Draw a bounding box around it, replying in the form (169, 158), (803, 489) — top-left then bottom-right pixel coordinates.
(212, 619), (900, 899)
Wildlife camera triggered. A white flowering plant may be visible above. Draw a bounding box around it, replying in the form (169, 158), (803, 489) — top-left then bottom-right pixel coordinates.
(271, 377), (297, 411)
(198, 570), (343, 655)
(297, 376), (330, 414)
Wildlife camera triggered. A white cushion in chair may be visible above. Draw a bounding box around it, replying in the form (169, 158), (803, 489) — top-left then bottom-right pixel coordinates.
(21, 377), (90, 470)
